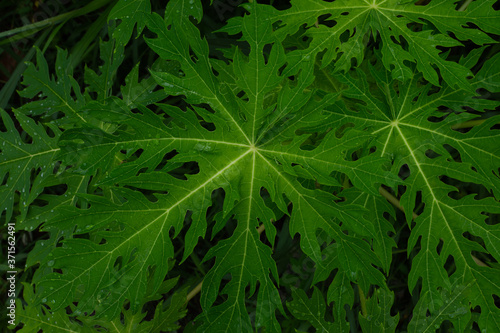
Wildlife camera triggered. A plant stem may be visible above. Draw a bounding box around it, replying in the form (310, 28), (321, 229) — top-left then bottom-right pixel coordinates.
(451, 119), (486, 130)
(186, 280), (203, 303)
(378, 187), (418, 220)
(392, 248), (408, 254)
(0, 0), (115, 40)
(458, 0), (473, 11)
(472, 255), (488, 267)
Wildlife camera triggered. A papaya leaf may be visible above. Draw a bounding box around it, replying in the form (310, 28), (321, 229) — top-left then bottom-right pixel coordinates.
(5, 0), (499, 332)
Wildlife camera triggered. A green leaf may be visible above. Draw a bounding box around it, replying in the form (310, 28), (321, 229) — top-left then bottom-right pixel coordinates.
(20, 174), (90, 233)
(408, 281), (472, 333)
(84, 38), (125, 101)
(13, 280), (187, 332)
(9, 0), (500, 331)
(120, 61), (168, 108)
(18, 48), (86, 123)
(342, 188), (397, 273)
(242, 0), (500, 90)
(108, 0), (151, 45)
(29, 3), (388, 329)
(0, 109), (59, 222)
(359, 288), (399, 333)
(12, 283), (87, 333)
(287, 287), (336, 332)
(327, 54), (500, 326)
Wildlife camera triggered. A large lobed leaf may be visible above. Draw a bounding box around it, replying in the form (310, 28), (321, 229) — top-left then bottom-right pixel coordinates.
(27, 0), (392, 329)
(0, 109), (59, 222)
(225, 0), (500, 91)
(7, 0), (500, 332)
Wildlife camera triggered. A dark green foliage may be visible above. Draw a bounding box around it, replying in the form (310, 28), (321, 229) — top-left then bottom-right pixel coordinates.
(1, 0), (499, 332)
